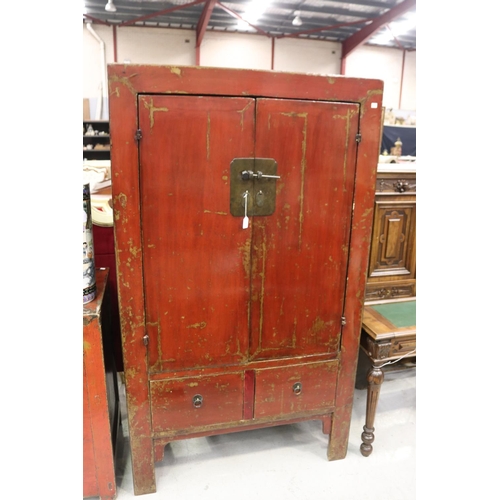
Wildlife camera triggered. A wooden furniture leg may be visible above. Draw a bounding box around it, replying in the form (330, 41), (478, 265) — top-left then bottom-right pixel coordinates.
(328, 404), (353, 461)
(129, 436), (156, 495)
(360, 365), (384, 457)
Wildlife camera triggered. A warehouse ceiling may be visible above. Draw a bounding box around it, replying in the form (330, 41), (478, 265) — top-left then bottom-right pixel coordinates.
(83, 0), (416, 52)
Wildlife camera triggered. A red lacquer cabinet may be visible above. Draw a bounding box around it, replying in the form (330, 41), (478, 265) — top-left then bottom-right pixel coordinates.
(108, 64), (383, 495)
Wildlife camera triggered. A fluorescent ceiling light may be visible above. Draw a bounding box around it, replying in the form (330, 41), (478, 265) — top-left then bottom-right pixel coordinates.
(105, 1), (117, 12)
(371, 12), (416, 44)
(292, 11), (302, 26)
(241, 0), (268, 25)
(237, 19), (251, 30)
(390, 13), (416, 37)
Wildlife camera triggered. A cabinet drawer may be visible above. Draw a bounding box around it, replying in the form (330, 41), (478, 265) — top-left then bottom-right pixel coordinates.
(365, 281), (416, 302)
(376, 175), (416, 194)
(391, 337), (416, 357)
(150, 373), (244, 433)
(254, 361), (338, 419)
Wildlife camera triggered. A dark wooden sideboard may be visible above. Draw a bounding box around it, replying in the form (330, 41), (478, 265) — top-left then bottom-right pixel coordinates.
(355, 163), (416, 456)
(364, 165), (416, 303)
(108, 64), (383, 495)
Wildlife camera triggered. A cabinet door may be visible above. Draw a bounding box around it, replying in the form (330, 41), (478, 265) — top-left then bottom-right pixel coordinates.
(139, 96), (255, 373)
(368, 198), (416, 279)
(139, 96), (359, 372)
(250, 99), (359, 359)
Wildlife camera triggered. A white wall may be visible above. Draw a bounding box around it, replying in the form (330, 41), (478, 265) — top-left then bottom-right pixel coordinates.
(400, 49), (416, 111)
(117, 27), (196, 65)
(83, 23), (416, 117)
(201, 32), (271, 69)
(83, 23), (114, 119)
(343, 44), (410, 110)
(274, 37), (341, 75)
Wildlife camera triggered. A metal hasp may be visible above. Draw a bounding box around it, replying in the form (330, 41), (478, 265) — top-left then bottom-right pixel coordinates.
(230, 158), (279, 217)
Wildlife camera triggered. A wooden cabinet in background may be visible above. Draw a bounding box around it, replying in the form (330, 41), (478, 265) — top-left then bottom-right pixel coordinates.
(108, 64), (383, 496)
(364, 166), (416, 303)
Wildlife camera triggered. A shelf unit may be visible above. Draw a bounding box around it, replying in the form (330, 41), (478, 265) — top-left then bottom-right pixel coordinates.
(83, 120), (110, 161)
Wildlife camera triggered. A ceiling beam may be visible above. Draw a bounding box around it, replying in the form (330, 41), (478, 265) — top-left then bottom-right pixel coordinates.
(341, 0), (415, 57)
(385, 24), (405, 50)
(270, 1), (380, 20)
(83, 14), (111, 26)
(215, 1), (270, 38)
(196, 0), (218, 47)
(276, 19), (370, 39)
(119, 0), (206, 27)
(314, 0), (400, 7)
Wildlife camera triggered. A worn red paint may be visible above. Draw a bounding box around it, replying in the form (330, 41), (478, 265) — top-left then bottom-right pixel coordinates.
(83, 270), (119, 500)
(244, 370), (255, 420)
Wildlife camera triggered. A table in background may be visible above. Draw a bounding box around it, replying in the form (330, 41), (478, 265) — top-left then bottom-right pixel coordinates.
(356, 299), (416, 457)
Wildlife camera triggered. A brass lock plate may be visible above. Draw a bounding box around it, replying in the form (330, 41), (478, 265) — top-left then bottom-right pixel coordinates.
(230, 158), (278, 217)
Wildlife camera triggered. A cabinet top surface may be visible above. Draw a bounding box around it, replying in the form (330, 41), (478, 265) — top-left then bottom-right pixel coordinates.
(377, 163), (416, 174)
(107, 64), (383, 104)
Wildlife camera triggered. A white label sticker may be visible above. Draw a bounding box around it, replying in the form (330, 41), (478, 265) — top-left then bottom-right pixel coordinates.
(371, 102), (378, 108)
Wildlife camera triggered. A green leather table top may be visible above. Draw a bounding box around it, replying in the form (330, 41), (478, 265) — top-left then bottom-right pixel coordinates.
(370, 300), (416, 329)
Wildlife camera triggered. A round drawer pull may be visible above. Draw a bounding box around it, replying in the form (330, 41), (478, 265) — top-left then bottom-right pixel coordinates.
(192, 394), (203, 408)
(293, 382), (302, 395)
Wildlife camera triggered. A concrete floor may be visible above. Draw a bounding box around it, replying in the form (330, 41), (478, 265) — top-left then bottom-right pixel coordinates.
(108, 368), (416, 500)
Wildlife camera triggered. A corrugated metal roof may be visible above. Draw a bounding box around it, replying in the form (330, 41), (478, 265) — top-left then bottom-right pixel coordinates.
(83, 0), (416, 50)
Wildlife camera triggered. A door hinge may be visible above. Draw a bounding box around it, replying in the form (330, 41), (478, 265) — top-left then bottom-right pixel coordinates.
(355, 133), (361, 143)
(143, 334), (149, 346)
(341, 316), (347, 326)
(135, 129), (143, 142)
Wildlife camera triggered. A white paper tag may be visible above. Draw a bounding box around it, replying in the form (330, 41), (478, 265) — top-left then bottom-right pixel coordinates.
(242, 216), (249, 229)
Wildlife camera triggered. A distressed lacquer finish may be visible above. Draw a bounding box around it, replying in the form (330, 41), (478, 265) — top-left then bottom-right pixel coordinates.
(83, 269), (118, 500)
(108, 64), (383, 495)
(250, 99), (359, 360)
(139, 95), (255, 373)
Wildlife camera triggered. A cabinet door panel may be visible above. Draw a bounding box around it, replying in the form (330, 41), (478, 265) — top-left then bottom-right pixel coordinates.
(368, 199), (416, 278)
(139, 96), (255, 372)
(250, 99), (359, 359)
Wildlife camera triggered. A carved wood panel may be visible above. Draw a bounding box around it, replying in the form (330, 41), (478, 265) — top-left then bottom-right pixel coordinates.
(376, 175), (416, 194)
(368, 199), (416, 279)
(364, 282), (416, 301)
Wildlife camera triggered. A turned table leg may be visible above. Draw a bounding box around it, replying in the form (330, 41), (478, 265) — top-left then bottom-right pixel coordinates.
(360, 365), (384, 457)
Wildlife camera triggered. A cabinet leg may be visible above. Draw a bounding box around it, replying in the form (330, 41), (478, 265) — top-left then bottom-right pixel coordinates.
(360, 365), (384, 457)
(130, 436), (157, 495)
(327, 404), (352, 461)
(154, 441), (168, 463)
